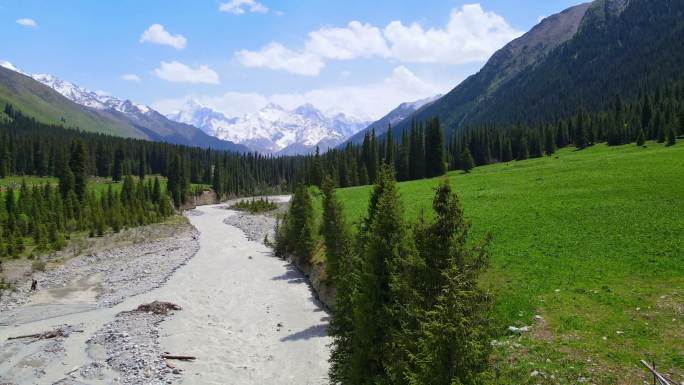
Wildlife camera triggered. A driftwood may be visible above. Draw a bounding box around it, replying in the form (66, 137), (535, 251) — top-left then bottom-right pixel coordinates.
(132, 301), (182, 315)
(162, 355), (197, 361)
(7, 327), (81, 341)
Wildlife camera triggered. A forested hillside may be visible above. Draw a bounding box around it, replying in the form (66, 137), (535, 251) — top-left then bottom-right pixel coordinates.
(395, 0), (684, 136)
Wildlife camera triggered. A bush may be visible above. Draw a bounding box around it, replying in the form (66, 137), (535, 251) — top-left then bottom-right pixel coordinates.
(230, 197), (278, 213)
(31, 260), (46, 272)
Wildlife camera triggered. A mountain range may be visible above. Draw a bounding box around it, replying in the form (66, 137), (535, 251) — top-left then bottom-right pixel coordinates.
(0, 62), (248, 152)
(167, 101), (372, 155)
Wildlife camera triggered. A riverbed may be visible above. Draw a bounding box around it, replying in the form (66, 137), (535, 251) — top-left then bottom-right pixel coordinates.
(0, 199), (330, 385)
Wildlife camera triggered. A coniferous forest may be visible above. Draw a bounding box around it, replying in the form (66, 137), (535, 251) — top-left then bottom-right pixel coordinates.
(1, 77), (681, 260)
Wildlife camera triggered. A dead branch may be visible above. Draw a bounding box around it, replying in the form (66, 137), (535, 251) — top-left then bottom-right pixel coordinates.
(7, 327), (80, 341)
(162, 355), (197, 361)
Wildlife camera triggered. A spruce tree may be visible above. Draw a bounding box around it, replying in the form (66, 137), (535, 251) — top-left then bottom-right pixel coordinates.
(666, 126), (677, 146)
(69, 139), (87, 201)
(545, 127), (557, 155)
(405, 180), (493, 385)
(502, 139), (513, 162)
(517, 137), (529, 160)
(324, 179), (358, 384)
(281, 184), (316, 264)
(58, 161), (75, 199)
(636, 129), (646, 146)
(347, 166), (410, 383)
(461, 148), (475, 173)
(112, 147), (124, 182)
(574, 113), (588, 149)
(425, 118), (446, 178)
(320, 177), (351, 280)
(212, 161), (223, 201)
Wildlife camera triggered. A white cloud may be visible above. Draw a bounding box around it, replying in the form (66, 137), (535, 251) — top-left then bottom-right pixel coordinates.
(305, 21), (389, 60)
(384, 4), (522, 64)
(154, 61), (220, 84)
(219, 0), (268, 15)
(271, 66), (444, 119)
(16, 18), (37, 27)
(236, 43), (325, 76)
(121, 74), (141, 82)
(154, 66), (446, 121)
(139, 24), (187, 50)
(234, 3), (522, 75)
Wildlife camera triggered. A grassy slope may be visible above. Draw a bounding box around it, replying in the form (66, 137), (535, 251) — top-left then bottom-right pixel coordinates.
(0, 66), (142, 138)
(329, 142), (683, 383)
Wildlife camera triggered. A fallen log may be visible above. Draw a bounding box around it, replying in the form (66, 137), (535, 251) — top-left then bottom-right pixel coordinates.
(7, 327), (81, 341)
(162, 355), (197, 361)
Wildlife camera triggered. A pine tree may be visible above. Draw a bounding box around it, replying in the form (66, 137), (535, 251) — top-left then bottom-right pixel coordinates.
(461, 148), (475, 173)
(574, 113), (588, 149)
(636, 129), (646, 146)
(320, 177), (351, 280)
(112, 147), (124, 182)
(69, 139), (87, 201)
(502, 139), (513, 162)
(311, 147), (323, 187)
(545, 127), (557, 155)
(58, 161), (75, 200)
(280, 184), (316, 264)
(425, 118), (446, 178)
(347, 166), (410, 384)
(385, 125), (394, 166)
(517, 137), (529, 160)
(212, 161), (223, 201)
(402, 180), (492, 385)
(322, 176), (359, 384)
(666, 126), (677, 146)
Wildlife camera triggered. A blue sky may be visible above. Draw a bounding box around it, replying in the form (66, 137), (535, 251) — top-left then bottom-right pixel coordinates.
(1, 0), (584, 120)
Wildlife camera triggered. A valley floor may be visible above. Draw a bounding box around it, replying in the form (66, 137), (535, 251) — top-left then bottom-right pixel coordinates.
(0, 198), (330, 385)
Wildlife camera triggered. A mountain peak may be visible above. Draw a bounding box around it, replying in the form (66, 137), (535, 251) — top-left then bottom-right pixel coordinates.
(263, 102), (285, 111)
(167, 101), (371, 154)
(0, 61), (26, 75)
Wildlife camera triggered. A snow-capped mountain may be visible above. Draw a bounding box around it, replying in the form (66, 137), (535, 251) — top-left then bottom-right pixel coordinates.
(167, 101), (371, 155)
(31, 74), (151, 117)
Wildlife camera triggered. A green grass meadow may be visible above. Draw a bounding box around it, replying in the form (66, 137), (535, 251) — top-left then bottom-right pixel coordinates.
(326, 142), (683, 383)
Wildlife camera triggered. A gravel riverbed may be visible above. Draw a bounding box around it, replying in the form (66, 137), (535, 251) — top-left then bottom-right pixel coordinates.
(0, 220), (199, 385)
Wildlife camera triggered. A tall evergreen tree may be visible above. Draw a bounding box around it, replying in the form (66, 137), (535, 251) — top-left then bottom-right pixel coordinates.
(461, 148), (475, 173)
(425, 118), (446, 178)
(69, 139), (87, 201)
(347, 166), (410, 383)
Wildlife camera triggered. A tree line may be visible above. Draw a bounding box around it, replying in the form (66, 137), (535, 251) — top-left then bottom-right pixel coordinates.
(0, 141), (173, 258)
(1, 79), (682, 212)
(447, 87), (682, 170)
(275, 169), (492, 384)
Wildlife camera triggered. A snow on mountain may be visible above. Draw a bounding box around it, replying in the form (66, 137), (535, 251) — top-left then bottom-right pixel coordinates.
(0, 61), (26, 75)
(167, 101), (371, 154)
(31, 73), (152, 117)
